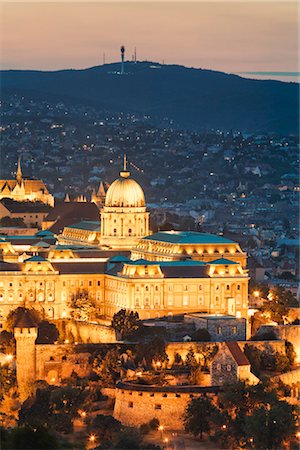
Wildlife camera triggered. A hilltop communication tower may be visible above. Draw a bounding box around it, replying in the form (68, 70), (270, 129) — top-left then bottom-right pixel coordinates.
(121, 45), (125, 74)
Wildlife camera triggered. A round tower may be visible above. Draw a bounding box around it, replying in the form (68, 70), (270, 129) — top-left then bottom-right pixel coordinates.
(14, 311), (38, 402)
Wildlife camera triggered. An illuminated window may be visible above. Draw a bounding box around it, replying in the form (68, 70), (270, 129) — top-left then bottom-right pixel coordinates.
(183, 295), (189, 306)
(217, 326), (222, 335)
(232, 326), (237, 334)
(227, 365), (231, 371)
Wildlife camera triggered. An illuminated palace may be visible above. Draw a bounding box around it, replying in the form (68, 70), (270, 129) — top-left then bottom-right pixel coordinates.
(0, 159), (249, 324)
(0, 159), (54, 206)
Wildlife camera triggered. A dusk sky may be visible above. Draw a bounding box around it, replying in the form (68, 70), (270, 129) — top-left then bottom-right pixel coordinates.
(1, 1), (298, 75)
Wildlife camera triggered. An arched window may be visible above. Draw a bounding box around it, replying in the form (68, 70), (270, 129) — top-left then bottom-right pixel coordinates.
(128, 228), (132, 236)
(113, 228), (117, 236)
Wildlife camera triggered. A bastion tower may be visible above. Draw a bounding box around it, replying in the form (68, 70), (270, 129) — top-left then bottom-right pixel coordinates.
(100, 156), (149, 249)
(14, 312), (38, 402)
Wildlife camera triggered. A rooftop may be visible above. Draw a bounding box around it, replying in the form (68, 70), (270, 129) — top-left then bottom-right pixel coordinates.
(143, 231), (236, 245)
(66, 220), (100, 231)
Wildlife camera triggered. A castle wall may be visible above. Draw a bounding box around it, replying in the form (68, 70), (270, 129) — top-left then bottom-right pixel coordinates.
(55, 319), (116, 344)
(35, 344), (91, 383)
(114, 383), (217, 430)
(259, 325), (300, 363)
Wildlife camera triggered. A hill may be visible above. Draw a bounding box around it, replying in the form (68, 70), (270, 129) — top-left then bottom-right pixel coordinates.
(1, 62), (299, 133)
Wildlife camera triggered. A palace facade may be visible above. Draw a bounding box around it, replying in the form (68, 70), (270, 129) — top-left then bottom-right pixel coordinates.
(0, 159), (249, 325)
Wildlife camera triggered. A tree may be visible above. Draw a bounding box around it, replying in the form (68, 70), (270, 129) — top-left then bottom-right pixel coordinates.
(92, 349), (122, 387)
(36, 321), (59, 344)
(0, 330), (15, 354)
(135, 337), (168, 368)
(196, 343), (218, 369)
(88, 414), (121, 441)
(0, 364), (16, 400)
(69, 289), (97, 321)
(0, 216), (25, 227)
(185, 348), (198, 369)
(244, 402), (297, 450)
(172, 352), (183, 367)
(5, 424), (61, 450)
(189, 367), (204, 385)
(184, 396), (221, 439)
(285, 340), (295, 368)
(112, 309), (140, 339)
(5, 307), (41, 332)
(261, 286), (298, 324)
(243, 344), (262, 376)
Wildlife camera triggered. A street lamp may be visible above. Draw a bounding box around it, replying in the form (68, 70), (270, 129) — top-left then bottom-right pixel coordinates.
(253, 290), (260, 298)
(159, 425), (164, 439)
(164, 437), (169, 449)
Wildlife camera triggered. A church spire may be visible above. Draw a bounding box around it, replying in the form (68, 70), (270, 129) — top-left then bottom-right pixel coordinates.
(16, 157), (23, 185)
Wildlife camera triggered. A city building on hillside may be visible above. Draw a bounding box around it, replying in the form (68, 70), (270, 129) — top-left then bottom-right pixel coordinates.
(0, 159), (54, 206)
(210, 342), (259, 386)
(0, 198), (51, 227)
(184, 313), (246, 341)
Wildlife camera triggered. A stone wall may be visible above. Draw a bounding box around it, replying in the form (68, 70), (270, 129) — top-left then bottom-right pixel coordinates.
(258, 325), (300, 363)
(55, 319), (116, 344)
(35, 344), (91, 383)
(184, 315), (246, 341)
(272, 368), (300, 386)
(114, 382), (218, 430)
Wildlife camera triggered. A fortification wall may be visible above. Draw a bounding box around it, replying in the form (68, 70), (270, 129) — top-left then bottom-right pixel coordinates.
(258, 325), (300, 363)
(35, 344), (91, 383)
(55, 319), (116, 344)
(114, 382), (217, 430)
(272, 368), (300, 386)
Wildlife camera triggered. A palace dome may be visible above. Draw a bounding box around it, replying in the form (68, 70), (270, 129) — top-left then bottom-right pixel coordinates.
(105, 168), (145, 208)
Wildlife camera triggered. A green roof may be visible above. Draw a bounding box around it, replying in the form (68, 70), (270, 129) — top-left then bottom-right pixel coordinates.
(128, 259), (206, 267)
(36, 230), (55, 237)
(209, 258), (238, 265)
(109, 255), (130, 262)
(143, 231), (235, 245)
(67, 221), (100, 231)
(24, 255), (48, 262)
